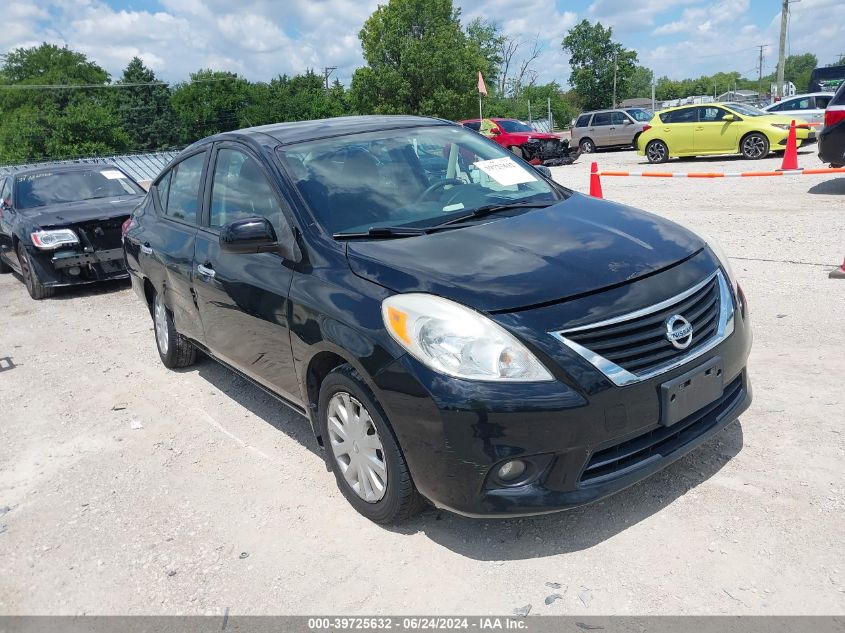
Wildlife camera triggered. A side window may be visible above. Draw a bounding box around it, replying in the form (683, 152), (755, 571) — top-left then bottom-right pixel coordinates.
(209, 148), (286, 232)
(664, 108), (697, 123)
(795, 97), (812, 110)
(698, 106), (729, 122)
(610, 111), (627, 125)
(592, 112), (611, 126)
(815, 95), (832, 109)
(155, 170), (171, 212)
(165, 152), (205, 223)
(462, 121), (481, 131)
(575, 114), (591, 127)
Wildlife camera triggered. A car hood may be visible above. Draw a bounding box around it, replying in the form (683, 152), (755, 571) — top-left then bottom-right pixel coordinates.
(511, 132), (560, 141)
(346, 193), (705, 312)
(17, 196), (144, 229)
(757, 113), (810, 126)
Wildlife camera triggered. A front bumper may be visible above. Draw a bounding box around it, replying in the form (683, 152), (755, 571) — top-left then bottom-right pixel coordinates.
(27, 245), (128, 287)
(371, 267), (753, 517)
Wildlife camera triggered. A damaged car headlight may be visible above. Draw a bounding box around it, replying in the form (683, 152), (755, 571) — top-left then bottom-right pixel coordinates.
(31, 229), (79, 250)
(382, 294), (553, 382)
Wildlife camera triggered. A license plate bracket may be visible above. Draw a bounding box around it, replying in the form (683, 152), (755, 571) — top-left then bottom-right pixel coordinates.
(659, 357), (724, 427)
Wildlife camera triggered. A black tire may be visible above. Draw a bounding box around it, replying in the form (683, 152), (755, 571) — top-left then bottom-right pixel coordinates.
(0, 253), (12, 274)
(152, 290), (196, 369)
(645, 140), (669, 164)
(318, 364), (424, 524)
(510, 145), (524, 159)
(740, 132), (769, 159)
(579, 138), (595, 153)
(17, 242), (55, 300)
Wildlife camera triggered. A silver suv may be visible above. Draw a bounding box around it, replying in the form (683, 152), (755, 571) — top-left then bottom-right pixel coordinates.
(571, 108), (652, 153)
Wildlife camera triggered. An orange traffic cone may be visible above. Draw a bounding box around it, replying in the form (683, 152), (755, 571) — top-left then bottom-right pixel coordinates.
(778, 120), (801, 171)
(830, 257), (845, 279)
(589, 162), (603, 198)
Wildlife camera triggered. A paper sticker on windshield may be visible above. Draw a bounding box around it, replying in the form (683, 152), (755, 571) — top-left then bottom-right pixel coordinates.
(101, 170), (126, 180)
(473, 158), (536, 186)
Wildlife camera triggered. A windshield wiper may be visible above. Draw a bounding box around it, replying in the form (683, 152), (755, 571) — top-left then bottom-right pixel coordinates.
(333, 226), (428, 240)
(433, 201), (556, 227)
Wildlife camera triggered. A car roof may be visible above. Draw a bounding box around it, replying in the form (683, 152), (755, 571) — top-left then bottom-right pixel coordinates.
(7, 163), (123, 178)
(204, 115), (453, 147)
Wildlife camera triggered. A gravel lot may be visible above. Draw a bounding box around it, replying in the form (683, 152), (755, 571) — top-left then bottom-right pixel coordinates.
(1, 146), (844, 616)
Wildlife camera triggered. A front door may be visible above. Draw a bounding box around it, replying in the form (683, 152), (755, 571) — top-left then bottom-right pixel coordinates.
(694, 106), (739, 154)
(192, 144), (300, 403)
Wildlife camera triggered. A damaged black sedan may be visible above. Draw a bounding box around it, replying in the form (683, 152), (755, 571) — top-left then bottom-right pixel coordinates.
(0, 164), (145, 299)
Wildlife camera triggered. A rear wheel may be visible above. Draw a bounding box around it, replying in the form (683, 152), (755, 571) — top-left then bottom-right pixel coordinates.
(318, 364), (424, 524)
(645, 140), (669, 164)
(740, 132), (769, 159)
(17, 242), (54, 300)
(152, 291), (196, 368)
(579, 138), (595, 153)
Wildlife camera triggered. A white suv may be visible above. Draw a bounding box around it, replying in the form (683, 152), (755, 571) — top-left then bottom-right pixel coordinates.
(763, 92), (834, 125)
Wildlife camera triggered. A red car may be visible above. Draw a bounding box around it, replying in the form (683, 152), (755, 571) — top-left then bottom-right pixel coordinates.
(458, 118), (568, 161)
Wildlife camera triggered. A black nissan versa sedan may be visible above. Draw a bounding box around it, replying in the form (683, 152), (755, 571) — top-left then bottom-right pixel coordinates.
(0, 164), (145, 299)
(123, 115), (752, 523)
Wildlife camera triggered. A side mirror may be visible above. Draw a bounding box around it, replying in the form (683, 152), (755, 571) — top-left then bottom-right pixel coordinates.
(220, 216), (301, 261)
(623, 119), (633, 125)
(722, 114), (737, 122)
(534, 165), (552, 178)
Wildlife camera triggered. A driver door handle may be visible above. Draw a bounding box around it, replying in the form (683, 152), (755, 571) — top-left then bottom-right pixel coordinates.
(197, 263), (215, 278)
(140, 243), (153, 255)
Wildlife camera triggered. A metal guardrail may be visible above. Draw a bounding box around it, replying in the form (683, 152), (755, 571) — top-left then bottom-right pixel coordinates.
(0, 150), (183, 182)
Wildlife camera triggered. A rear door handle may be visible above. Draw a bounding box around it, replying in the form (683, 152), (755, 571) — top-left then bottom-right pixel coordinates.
(140, 243), (153, 255)
(197, 263), (215, 278)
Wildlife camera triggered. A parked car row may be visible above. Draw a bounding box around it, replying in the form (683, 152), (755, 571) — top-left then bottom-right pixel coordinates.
(3, 115), (753, 525)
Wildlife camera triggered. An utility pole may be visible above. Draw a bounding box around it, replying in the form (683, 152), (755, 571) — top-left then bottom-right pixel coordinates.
(651, 81), (655, 112)
(757, 44), (767, 98)
(612, 51), (618, 108)
(322, 66), (337, 92)
(776, 0), (800, 98)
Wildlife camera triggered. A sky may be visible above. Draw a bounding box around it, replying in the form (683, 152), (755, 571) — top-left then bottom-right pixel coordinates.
(2, 0), (844, 88)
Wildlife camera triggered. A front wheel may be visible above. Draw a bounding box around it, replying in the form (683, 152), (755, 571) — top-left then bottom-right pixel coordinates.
(645, 140), (669, 164)
(319, 364), (424, 524)
(17, 242), (54, 300)
(152, 291), (196, 368)
(740, 133), (769, 159)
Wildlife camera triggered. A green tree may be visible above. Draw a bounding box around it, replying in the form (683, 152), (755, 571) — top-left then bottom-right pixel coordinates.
(350, 0), (489, 119)
(0, 43), (129, 163)
(115, 57), (178, 151)
(170, 69), (251, 144)
(783, 53), (817, 92)
(562, 20), (638, 110)
(626, 66), (653, 100)
(465, 17), (504, 91)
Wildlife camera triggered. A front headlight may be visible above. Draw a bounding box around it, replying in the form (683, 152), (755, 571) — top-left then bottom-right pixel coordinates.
(31, 229), (79, 250)
(382, 294), (553, 382)
(770, 123), (791, 130)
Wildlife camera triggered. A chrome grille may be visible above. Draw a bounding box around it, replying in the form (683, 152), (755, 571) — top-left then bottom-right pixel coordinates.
(550, 270), (735, 386)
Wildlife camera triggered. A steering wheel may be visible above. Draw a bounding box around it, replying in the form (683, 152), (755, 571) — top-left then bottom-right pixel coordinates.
(415, 178), (464, 203)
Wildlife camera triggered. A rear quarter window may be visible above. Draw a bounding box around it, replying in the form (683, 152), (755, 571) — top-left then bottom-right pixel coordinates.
(575, 114), (591, 127)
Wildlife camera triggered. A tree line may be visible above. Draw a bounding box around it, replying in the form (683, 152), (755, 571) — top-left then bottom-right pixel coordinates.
(0, 0), (829, 164)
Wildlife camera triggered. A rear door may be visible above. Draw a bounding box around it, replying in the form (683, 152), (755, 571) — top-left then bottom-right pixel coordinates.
(140, 150), (208, 343)
(192, 142), (300, 402)
(660, 107), (697, 153)
(590, 112), (612, 147)
(694, 106), (739, 153)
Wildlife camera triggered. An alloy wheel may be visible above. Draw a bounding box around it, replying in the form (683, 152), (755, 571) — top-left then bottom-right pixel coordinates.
(154, 295), (170, 355)
(742, 135), (767, 159)
(327, 392), (387, 503)
(646, 141), (667, 163)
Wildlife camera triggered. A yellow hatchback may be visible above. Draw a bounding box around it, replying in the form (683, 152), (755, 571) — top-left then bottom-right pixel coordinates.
(636, 102), (812, 163)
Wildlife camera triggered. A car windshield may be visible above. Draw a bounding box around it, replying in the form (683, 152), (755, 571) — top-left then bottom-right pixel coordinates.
(277, 125), (563, 236)
(14, 169), (143, 210)
(626, 108), (653, 121)
(725, 103), (767, 117)
(497, 119), (535, 133)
